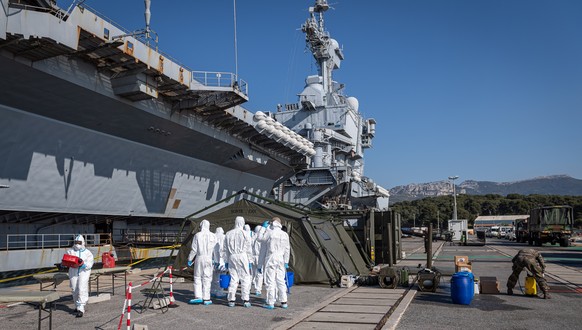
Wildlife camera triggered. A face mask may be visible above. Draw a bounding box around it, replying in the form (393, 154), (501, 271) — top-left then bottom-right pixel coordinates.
(74, 244), (83, 251)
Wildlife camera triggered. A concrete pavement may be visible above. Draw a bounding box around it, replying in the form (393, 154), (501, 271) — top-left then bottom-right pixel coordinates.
(1, 237), (580, 329)
(396, 238), (582, 330)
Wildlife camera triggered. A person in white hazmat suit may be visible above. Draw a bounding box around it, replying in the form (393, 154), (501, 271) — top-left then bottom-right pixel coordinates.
(251, 226), (264, 296)
(257, 217), (290, 309)
(187, 219), (218, 305)
(210, 227), (227, 298)
(224, 216), (253, 307)
(67, 234), (94, 317)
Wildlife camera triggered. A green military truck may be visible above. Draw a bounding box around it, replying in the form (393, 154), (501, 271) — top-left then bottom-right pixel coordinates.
(528, 205), (573, 247)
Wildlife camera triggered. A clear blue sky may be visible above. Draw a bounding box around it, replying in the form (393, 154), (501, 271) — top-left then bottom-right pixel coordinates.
(79, 0), (582, 188)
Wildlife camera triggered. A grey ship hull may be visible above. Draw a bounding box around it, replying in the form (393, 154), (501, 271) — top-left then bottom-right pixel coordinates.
(0, 0), (308, 221)
(0, 55), (278, 219)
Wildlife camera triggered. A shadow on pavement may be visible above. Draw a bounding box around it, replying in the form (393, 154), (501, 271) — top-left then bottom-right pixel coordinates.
(413, 291), (533, 312)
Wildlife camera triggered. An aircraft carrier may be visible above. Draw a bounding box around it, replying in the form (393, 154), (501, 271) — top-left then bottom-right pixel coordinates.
(0, 0), (388, 272)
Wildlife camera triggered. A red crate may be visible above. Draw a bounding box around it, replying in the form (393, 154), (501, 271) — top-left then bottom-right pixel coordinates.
(62, 254), (84, 268)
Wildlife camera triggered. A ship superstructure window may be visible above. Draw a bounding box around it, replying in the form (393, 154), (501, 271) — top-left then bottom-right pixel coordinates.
(104, 28), (110, 40)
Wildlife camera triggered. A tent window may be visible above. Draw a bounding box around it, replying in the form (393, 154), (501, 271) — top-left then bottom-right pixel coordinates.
(315, 228), (331, 241)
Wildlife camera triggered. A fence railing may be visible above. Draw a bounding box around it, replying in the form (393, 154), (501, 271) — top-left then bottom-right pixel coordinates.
(192, 71), (248, 96)
(4, 229), (187, 250)
(5, 233), (109, 251)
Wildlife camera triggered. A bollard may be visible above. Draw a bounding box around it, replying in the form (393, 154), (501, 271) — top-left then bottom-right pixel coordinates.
(126, 283), (132, 330)
(168, 266), (177, 307)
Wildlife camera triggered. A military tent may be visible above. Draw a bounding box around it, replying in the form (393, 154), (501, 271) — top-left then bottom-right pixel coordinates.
(173, 198), (369, 285)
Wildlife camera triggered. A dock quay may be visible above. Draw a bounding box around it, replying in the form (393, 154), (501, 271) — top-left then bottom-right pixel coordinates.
(1, 237), (580, 329)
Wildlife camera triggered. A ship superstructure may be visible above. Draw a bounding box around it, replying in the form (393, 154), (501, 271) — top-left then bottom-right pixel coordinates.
(265, 0), (389, 210)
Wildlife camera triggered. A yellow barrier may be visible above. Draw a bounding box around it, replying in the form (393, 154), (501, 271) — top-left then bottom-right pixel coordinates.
(0, 267), (58, 283)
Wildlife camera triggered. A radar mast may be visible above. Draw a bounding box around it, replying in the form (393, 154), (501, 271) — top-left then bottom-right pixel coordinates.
(302, 0), (343, 97)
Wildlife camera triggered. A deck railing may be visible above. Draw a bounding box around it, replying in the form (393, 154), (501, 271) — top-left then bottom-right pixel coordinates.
(5, 233), (109, 251)
(192, 71), (248, 96)
(83, 4), (248, 97)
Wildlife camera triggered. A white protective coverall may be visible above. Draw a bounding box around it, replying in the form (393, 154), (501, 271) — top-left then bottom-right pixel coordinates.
(187, 219), (218, 303)
(224, 216), (253, 305)
(67, 235), (94, 314)
(251, 226), (264, 295)
(210, 227), (226, 297)
(257, 219), (290, 307)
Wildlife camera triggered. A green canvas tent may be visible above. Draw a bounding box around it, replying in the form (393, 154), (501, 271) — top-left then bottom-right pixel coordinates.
(173, 199), (369, 285)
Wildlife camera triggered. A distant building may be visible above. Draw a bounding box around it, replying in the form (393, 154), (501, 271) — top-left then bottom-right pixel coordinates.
(474, 215), (529, 228)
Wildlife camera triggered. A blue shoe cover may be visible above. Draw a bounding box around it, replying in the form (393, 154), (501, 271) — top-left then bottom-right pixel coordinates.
(262, 304), (274, 310)
(243, 301), (251, 308)
(228, 301), (235, 307)
(203, 300), (213, 306)
(281, 303), (288, 309)
(188, 298), (203, 304)
(255, 291), (262, 296)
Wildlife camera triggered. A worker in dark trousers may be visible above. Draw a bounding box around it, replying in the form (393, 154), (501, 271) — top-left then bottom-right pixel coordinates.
(506, 249), (551, 299)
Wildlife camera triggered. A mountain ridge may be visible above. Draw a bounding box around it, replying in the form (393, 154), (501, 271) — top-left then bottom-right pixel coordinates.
(388, 175), (582, 204)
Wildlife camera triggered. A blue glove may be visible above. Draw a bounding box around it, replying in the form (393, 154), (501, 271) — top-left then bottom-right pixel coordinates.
(258, 267), (262, 274)
(225, 263), (229, 270)
(187, 260), (193, 267)
(262, 220), (270, 228)
(285, 263), (289, 269)
(79, 264), (86, 270)
(249, 263), (253, 271)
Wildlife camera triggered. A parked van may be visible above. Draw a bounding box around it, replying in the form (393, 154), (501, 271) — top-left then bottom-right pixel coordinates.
(488, 226), (500, 238)
(498, 226), (513, 238)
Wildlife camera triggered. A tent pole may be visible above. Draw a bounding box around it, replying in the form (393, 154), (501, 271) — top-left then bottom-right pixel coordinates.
(330, 220), (360, 274)
(241, 189), (314, 214)
(345, 217), (374, 267)
(163, 217), (194, 270)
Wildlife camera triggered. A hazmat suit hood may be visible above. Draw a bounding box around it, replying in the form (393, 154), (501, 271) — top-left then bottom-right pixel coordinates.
(271, 219), (282, 229)
(244, 224), (251, 236)
(200, 219), (210, 232)
(254, 226), (261, 234)
(73, 234), (85, 251)
(215, 227), (224, 236)
(234, 216), (245, 229)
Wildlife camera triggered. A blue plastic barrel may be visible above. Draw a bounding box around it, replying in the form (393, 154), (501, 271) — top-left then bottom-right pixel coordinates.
(285, 271), (294, 288)
(219, 274), (231, 289)
(451, 271), (474, 305)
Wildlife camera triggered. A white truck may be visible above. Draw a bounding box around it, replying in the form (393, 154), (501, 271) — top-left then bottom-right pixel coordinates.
(448, 220), (468, 244)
